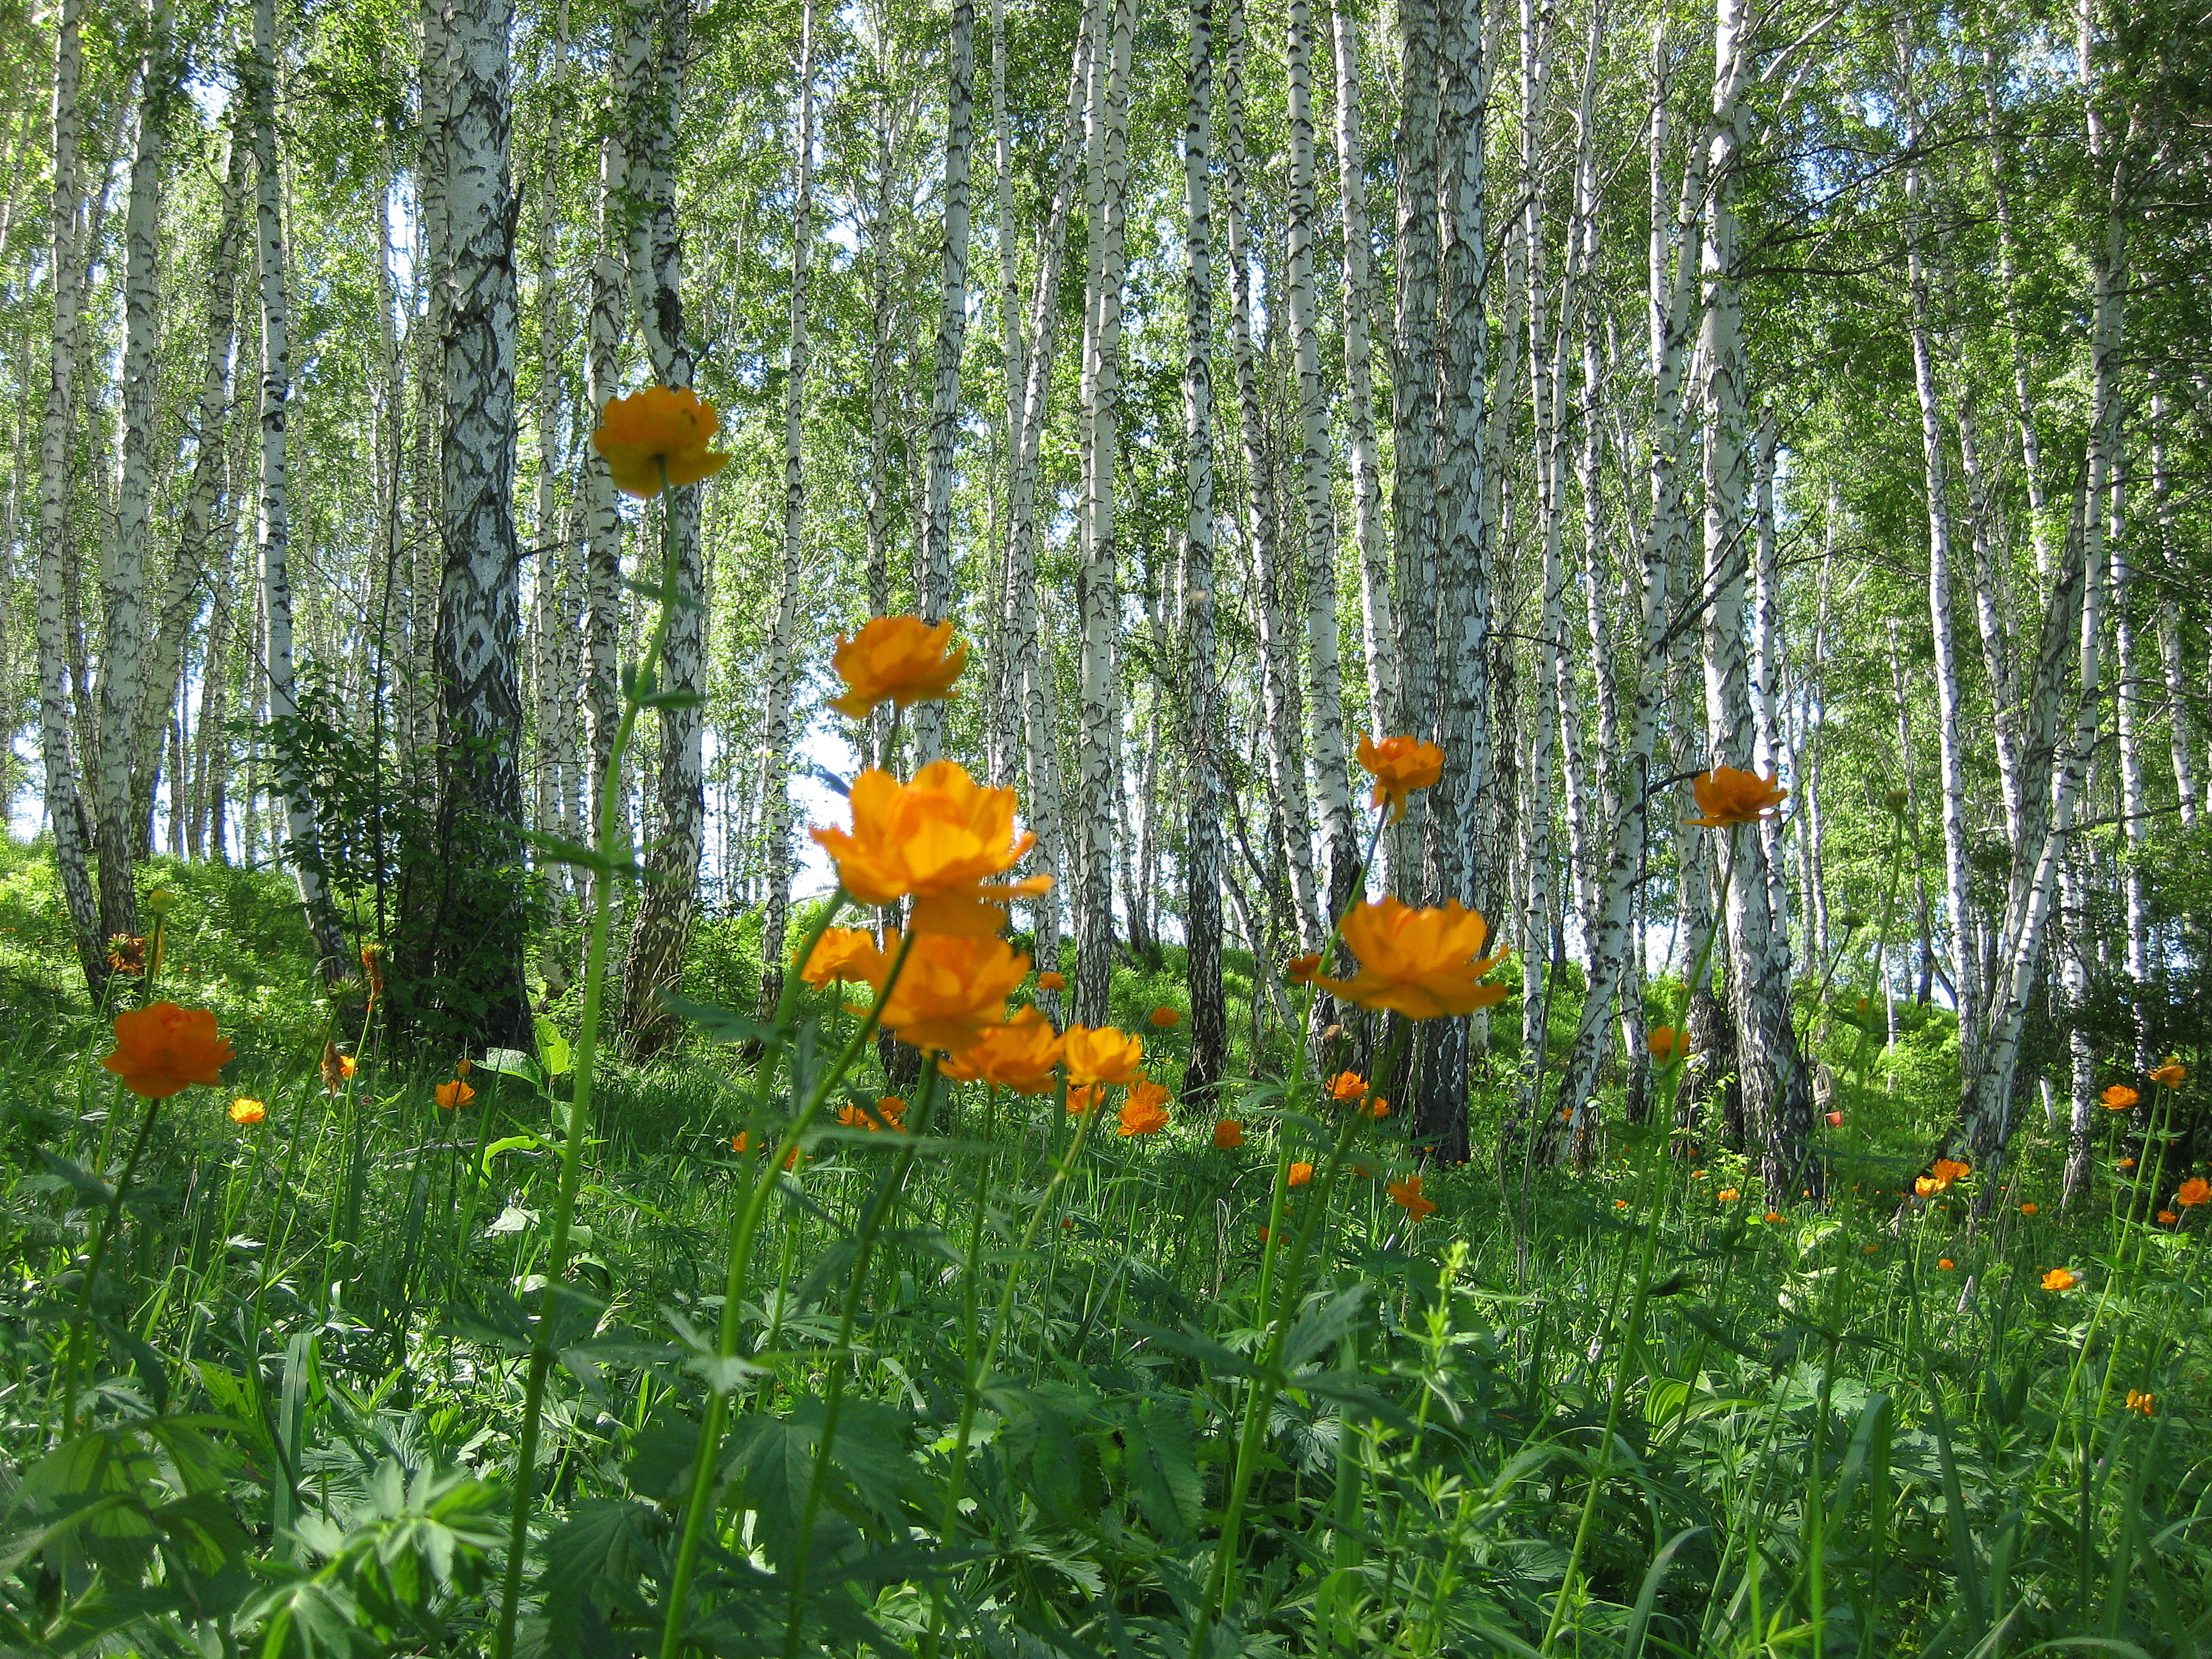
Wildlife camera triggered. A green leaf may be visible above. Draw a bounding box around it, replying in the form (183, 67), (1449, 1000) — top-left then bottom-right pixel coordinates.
(657, 988), (774, 1045)
(31, 1147), (115, 1208)
(478, 1047), (540, 1085)
(1282, 1285), (1366, 1372)
(1121, 1399), (1202, 1541)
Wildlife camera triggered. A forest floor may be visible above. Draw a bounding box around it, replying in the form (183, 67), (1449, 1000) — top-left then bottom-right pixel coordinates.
(2, 835), (2207, 1656)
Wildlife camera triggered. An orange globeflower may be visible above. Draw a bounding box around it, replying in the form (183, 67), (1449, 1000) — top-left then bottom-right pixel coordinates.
(2176, 1178), (2211, 1208)
(1386, 1175), (1436, 1220)
(2041, 1267), (2077, 1292)
(2159, 1210), (2179, 1225)
(1327, 1071), (1369, 1102)
(591, 384), (731, 496)
(1357, 734), (1446, 821)
(870, 931), (1030, 1054)
(1067, 1084), (1103, 1116)
(1037, 971), (1067, 991)
(2148, 1060), (2187, 1088)
(1285, 953), (1322, 986)
(731, 1131), (754, 1153)
(938, 1006), (1066, 1094)
(1117, 1083), (1171, 1136)
(1917, 1158), (1969, 1196)
(102, 1002), (233, 1099)
(828, 617), (968, 718)
(1937, 1258), (1955, 1270)
(801, 927), (888, 987)
(1685, 765), (1788, 827)
(1213, 1119), (1244, 1149)
(1064, 1025), (1145, 1087)
(229, 1097), (267, 1124)
(1717, 1187), (1741, 1202)
(2102, 1084), (2139, 1112)
(1318, 897), (1510, 1020)
(1148, 1005), (1181, 1028)
(1647, 1025), (1680, 1062)
(2119, 1157), (2136, 1170)
(836, 1096), (907, 1133)
(1764, 1211), (1784, 1224)
(1366, 1098), (1392, 1119)
(435, 1078), (475, 1110)
(2020, 1202), (2039, 1215)
(1286, 1162), (1315, 1188)
(811, 761), (1051, 936)
(2127, 1389), (2156, 1416)
(1825, 1110), (1844, 1127)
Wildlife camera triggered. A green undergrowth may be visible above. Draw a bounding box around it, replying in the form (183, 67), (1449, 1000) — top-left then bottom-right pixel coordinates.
(2, 834), (2208, 1656)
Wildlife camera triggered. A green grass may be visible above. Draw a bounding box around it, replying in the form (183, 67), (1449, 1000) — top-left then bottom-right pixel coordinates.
(1, 834), (2208, 1657)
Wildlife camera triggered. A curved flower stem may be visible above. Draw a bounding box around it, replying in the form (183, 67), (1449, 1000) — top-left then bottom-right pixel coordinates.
(920, 1076), (1109, 1659)
(60, 1076), (156, 1436)
(655, 925), (911, 1659)
(492, 462), (686, 1659)
(779, 1063), (943, 1658)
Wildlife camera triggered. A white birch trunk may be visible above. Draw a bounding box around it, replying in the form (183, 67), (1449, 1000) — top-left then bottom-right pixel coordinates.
(913, 0), (976, 769)
(1181, 0), (1228, 1099)
(755, 0), (813, 1022)
(35, 0), (102, 989)
(1286, 0), (1354, 925)
(2150, 393), (2200, 827)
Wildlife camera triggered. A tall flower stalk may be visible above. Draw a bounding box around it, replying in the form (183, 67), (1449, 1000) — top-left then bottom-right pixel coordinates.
(494, 391), (729, 1659)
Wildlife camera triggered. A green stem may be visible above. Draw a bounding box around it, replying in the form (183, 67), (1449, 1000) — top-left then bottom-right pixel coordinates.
(61, 1079), (159, 1436)
(492, 463), (686, 1659)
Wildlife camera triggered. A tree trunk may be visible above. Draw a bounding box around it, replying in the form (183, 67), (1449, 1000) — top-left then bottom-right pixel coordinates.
(531, 24), (572, 997)
(1073, 0), (1133, 1024)
(622, 0), (709, 1054)
(913, 0), (976, 769)
(2149, 392), (2200, 828)
(428, 0), (531, 1046)
(35, 0), (102, 993)
(1181, 0), (1226, 1102)
(754, 0), (813, 1025)
(249, 0), (345, 979)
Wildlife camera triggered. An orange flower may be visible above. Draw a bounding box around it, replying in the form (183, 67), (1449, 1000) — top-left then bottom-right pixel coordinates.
(1366, 1097), (1392, 1119)
(870, 931), (1030, 1053)
(1615, 1198), (1630, 1210)
(1386, 1174), (1436, 1219)
(1764, 1211), (1783, 1224)
(731, 1131), (753, 1153)
(1213, 1119), (1244, 1149)
(828, 617), (968, 718)
(1317, 897), (1510, 1019)
(1357, 733), (1446, 820)
(1148, 1005), (1181, 1028)
(106, 934), (146, 974)
(435, 1078), (475, 1110)
(1286, 1162), (1315, 1187)
(2040, 1267), (2077, 1292)
(229, 1097), (267, 1124)
(2127, 1389), (2156, 1416)
(1684, 765), (1788, 827)
(1916, 1158), (1969, 1198)
(1937, 1258), (1955, 1269)
(102, 1002), (233, 1099)
(1647, 1025), (1679, 1061)
(2148, 1060), (2187, 1088)
(836, 1096), (907, 1133)
(1285, 953), (1322, 986)
(591, 384), (731, 496)
(361, 940), (386, 1007)
(2102, 1084), (2139, 1111)
(2119, 1157), (2136, 1170)
(1067, 1084), (1103, 1116)
(1717, 1187), (1741, 1202)
(1037, 971), (1066, 991)
(2177, 1178), (2210, 1208)
(938, 1007), (1065, 1094)
(2020, 1202), (2039, 1215)
(1825, 1110), (1844, 1127)
(811, 761), (1051, 935)
(321, 1041), (349, 1096)
(2159, 1210), (2179, 1224)
(1063, 1025), (1145, 1087)
(1117, 1087), (1170, 1136)
(1327, 1071), (1369, 1102)
(801, 927), (888, 987)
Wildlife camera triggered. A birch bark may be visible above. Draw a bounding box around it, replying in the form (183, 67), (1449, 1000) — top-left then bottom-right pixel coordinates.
(913, 0), (976, 769)
(1333, 7), (1395, 762)
(2150, 393), (2199, 826)
(35, 0), (102, 991)
(1182, 0), (1227, 1101)
(754, 0), (813, 1025)
(1286, 0), (1355, 928)
(581, 9), (632, 894)
(250, 0), (345, 978)
(431, 0), (531, 1044)
(623, 0), (709, 1052)
(1073, 0), (1133, 1023)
